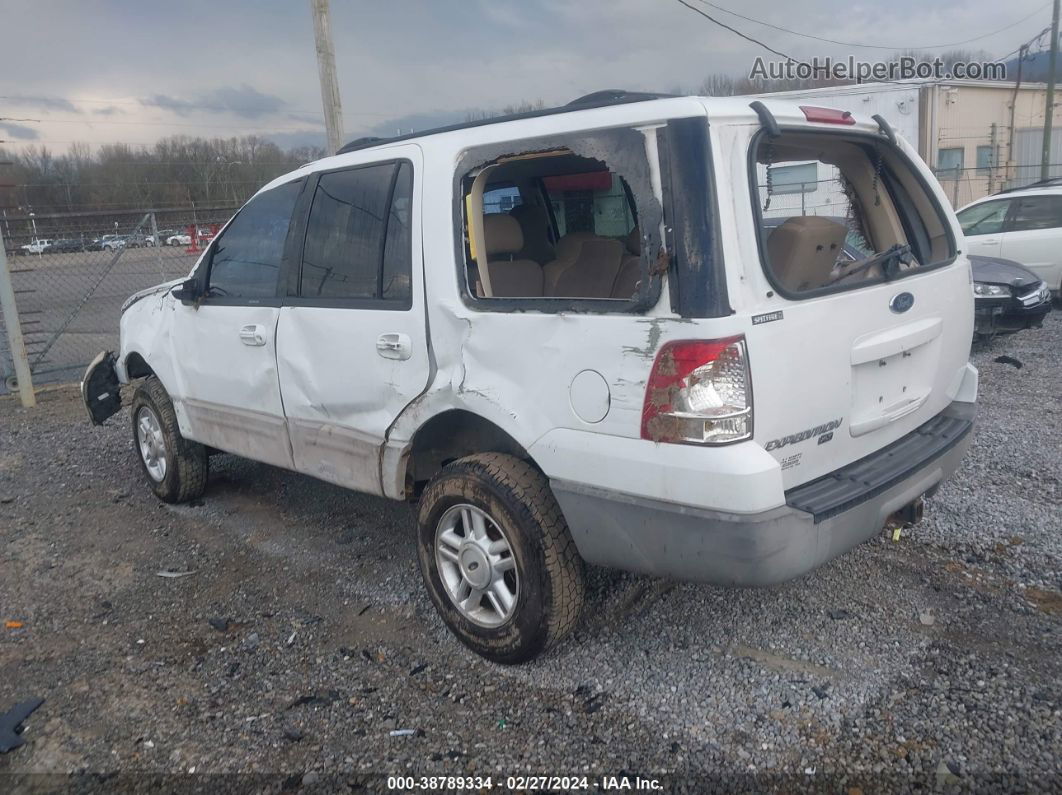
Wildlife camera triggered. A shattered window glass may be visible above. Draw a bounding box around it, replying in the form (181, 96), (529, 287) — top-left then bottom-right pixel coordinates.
(457, 127), (662, 305)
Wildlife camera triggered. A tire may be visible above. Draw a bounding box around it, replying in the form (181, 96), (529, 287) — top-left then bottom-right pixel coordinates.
(130, 376), (208, 503)
(416, 453), (584, 664)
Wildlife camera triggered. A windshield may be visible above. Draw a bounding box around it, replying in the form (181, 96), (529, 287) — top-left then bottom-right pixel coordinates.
(752, 130), (954, 296)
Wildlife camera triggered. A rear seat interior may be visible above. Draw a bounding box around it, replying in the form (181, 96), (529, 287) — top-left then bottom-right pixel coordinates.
(481, 210), (643, 300)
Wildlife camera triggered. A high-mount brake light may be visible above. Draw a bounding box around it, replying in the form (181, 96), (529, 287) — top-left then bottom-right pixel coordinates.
(799, 105), (856, 125)
(641, 337), (752, 445)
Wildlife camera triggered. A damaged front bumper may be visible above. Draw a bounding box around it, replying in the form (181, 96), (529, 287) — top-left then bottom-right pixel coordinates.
(974, 288), (1053, 337)
(81, 351), (122, 425)
(551, 401), (974, 586)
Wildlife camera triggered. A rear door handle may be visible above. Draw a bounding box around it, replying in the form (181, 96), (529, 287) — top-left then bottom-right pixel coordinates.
(376, 332), (412, 360)
(239, 324), (267, 346)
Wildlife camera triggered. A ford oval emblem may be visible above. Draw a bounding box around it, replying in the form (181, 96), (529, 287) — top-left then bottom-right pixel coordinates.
(890, 292), (915, 313)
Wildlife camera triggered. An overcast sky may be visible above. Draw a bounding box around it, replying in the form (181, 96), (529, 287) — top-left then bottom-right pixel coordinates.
(0, 0), (1050, 154)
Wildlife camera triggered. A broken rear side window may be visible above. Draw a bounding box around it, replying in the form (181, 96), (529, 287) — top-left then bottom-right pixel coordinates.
(456, 128), (663, 309)
(753, 130), (954, 297)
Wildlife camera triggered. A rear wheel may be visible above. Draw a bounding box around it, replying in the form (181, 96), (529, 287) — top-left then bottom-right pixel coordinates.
(416, 453), (584, 663)
(130, 377), (207, 503)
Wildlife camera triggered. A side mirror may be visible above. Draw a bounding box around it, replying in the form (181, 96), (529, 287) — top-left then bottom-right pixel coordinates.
(171, 278), (201, 305)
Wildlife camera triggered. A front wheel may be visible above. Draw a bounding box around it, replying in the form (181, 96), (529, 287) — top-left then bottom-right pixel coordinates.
(130, 377), (207, 503)
(416, 453), (585, 664)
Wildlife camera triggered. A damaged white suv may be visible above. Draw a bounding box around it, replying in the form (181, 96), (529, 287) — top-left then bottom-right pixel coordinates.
(83, 92), (977, 663)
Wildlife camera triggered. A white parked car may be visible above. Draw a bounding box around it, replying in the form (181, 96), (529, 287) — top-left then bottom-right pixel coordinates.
(957, 180), (1062, 295)
(96, 234), (126, 251)
(166, 233), (191, 246)
(82, 93), (977, 662)
(20, 238), (52, 255)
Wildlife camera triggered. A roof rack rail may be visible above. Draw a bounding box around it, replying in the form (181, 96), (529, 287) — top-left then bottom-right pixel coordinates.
(565, 89), (672, 107)
(336, 90), (674, 155)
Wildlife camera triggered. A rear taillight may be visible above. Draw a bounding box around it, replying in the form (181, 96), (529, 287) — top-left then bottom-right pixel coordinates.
(641, 336), (752, 445)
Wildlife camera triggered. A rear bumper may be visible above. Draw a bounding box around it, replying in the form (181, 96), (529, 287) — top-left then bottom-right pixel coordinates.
(551, 401), (974, 586)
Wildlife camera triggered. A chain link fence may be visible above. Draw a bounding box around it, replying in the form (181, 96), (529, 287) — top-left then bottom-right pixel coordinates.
(0, 206), (235, 395)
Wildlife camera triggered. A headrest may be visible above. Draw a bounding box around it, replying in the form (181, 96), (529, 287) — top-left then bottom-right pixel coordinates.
(483, 213), (524, 256)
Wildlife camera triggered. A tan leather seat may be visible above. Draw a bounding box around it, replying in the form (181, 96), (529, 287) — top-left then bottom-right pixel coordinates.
(611, 227), (643, 298)
(766, 217), (847, 292)
(508, 204), (555, 265)
(482, 214), (543, 297)
(544, 232), (625, 298)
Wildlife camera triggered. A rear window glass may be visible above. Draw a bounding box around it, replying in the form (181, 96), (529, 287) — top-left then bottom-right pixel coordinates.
(753, 131), (954, 296)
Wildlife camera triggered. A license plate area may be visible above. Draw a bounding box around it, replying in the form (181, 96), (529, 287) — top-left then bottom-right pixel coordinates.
(850, 330), (940, 437)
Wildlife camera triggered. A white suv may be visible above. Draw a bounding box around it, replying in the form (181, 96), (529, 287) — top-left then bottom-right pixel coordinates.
(957, 181), (1062, 295)
(82, 93), (977, 663)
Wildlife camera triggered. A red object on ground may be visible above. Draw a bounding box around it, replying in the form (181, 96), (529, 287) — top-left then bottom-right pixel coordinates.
(184, 224), (200, 254)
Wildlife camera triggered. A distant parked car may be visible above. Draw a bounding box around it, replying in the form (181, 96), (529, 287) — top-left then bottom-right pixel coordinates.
(166, 233), (191, 246)
(49, 238), (88, 253)
(968, 255), (1052, 338)
(94, 235), (126, 252)
(20, 238), (52, 255)
(957, 179), (1062, 296)
(145, 229), (177, 247)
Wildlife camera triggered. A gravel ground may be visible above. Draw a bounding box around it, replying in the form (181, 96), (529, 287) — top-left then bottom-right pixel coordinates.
(1, 313), (1059, 793)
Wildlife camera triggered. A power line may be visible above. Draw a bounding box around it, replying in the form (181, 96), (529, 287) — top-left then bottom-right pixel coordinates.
(673, 0), (796, 61)
(692, 0), (1052, 52)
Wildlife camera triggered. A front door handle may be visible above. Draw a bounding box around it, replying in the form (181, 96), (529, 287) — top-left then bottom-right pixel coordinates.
(239, 324), (267, 347)
(376, 332), (412, 361)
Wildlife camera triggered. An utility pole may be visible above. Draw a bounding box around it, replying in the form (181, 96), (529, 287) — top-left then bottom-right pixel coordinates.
(1041, 0), (1061, 180)
(0, 228), (35, 407)
(310, 0), (345, 155)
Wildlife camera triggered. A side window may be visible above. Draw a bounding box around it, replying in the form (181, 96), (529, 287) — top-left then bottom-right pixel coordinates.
(767, 162), (818, 195)
(300, 161), (414, 304)
(458, 127), (662, 307)
(208, 180), (302, 299)
(957, 200), (1010, 236)
(301, 164), (393, 299)
(936, 147), (964, 177)
(1007, 195), (1062, 232)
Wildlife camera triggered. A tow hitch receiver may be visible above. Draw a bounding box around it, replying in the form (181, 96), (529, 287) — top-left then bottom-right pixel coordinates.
(890, 496), (925, 527)
(81, 351), (121, 425)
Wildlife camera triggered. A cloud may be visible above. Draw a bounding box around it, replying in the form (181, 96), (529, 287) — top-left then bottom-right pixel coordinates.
(2, 94), (81, 113)
(92, 105), (124, 116)
(141, 84), (286, 119)
(0, 121), (40, 140)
